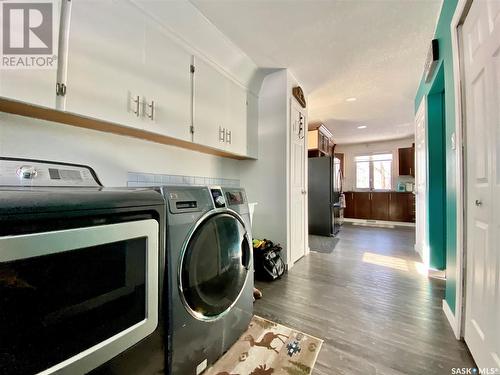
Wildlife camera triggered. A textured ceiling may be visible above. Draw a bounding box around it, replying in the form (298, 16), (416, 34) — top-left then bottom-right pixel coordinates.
(190, 0), (442, 144)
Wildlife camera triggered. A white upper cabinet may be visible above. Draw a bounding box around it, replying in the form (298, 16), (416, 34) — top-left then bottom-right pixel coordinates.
(141, 21), (192, 141)
(193, 57), (229, 150)
(193, 57), (248, 154)
(226, 81), (247, 155)
(0, 0), (255, 157)
(246, 92), (259, 159)
(0, 0), (61, 108)
(64, 0), (146, 129)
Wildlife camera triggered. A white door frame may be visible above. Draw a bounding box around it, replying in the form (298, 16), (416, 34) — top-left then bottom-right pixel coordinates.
(450, 0), (472, 340)
(415, 98), (429, 267)
(287, 97), (308, 268)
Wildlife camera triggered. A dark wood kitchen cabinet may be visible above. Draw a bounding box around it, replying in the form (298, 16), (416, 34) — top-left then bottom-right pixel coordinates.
(407, 192), (416, 222)
(389, 192), (410, 222)
(344, 191), (355, 218)
(398, 145), (415, 176)
(344, 191), (414, 222)
(353, 192), (371, 219)
(371, 192), (390, 220)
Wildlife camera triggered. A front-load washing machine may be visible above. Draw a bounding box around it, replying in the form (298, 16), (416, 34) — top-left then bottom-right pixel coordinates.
(220, 187), (254, 352)
(162, 186), (253, 375)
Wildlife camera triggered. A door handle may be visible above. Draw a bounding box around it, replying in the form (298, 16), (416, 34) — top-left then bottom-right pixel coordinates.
(132, 95), (140, 117)
(475, 199), (483, 207)
(147, 100), (155, 120)
(219, 126), (226, 142)
(241, 237), (251, 270)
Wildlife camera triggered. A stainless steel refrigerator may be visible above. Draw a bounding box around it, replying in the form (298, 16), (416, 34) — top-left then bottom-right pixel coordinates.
(308, 156), (343, 236)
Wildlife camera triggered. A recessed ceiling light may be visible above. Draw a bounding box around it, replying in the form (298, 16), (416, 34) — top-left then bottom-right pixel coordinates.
(357, 125), (367, 129)
(346, 97), (357, 102)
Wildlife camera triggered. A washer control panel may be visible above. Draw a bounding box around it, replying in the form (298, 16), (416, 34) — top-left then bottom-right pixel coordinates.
(224, 189), (247, 206)
(210, 187), (226, 208)
(0, 158), (101, 187)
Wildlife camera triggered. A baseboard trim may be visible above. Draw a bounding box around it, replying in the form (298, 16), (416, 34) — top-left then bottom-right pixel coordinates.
(442, 299), (460, 339)
(344, 218), (416, 227)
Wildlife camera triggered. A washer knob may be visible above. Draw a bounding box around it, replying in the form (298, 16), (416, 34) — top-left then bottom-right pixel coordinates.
(17, 165), (38, 179)
(215, 195), (225, 207)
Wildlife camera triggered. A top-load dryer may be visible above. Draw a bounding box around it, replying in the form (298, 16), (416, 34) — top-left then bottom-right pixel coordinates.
(162, 186), (253, 375)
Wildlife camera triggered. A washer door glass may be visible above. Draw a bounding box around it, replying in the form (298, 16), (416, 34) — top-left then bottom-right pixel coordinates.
(180, 213), (250, 319)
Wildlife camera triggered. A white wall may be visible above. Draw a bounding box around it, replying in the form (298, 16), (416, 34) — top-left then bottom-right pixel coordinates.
(335, 136), (414, 191)
(0, 112), (241, 187)
(240, 70), (288, 256)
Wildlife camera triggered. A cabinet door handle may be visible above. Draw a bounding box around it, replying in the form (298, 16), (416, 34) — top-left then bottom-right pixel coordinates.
(147, 100), (155, 120)
(132, 95), (140, 117)
(219, 126), (226, 142)
(226, 130), (232, 144)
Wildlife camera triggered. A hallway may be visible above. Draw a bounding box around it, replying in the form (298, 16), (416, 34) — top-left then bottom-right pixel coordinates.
(254, 224), (475, 374)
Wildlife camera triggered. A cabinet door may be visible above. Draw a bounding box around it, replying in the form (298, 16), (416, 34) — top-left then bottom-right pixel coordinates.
(354, 192), (371, 219)
(320, 133), (327, 153)
(0, 0), (61, 108)
(64, 0), (145, 129)
(389, 193), (408, 222)
(246, 92), (258, 158)
(371, 192), (390, 220)
(409, 148), (415, 177)
(225, 81), (247, 155)
(193, 57), (229, 150)
(407, 193), (416, 222)
(398, 147), (415, 176)
(142, 21), (192, 141)
(344, 192), (355, 218)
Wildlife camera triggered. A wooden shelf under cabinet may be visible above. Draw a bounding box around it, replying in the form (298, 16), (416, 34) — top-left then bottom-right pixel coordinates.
(0, 98), (252, 160)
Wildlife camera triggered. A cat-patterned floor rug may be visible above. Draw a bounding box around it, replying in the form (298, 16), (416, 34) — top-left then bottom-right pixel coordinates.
(204, 315), (323, 375)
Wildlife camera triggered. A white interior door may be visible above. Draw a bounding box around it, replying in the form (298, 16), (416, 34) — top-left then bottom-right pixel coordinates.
(415, 99), (428, 266)
(462, 0), (500, 369)
(290, 101), (307, 264)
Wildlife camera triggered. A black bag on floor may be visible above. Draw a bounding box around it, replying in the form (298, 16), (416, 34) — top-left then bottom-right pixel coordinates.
(253, 240), (286, 281)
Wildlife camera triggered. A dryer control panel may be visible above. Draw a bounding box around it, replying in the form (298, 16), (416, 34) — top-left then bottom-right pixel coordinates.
(0, 158), (101, 187)
(210, 187), (226, 208)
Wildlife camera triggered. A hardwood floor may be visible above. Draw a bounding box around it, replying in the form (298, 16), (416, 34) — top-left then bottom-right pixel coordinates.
(254, 224), (475, 375)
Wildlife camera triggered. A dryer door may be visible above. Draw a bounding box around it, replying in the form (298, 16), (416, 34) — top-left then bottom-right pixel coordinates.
(179, 212), (251, 320)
